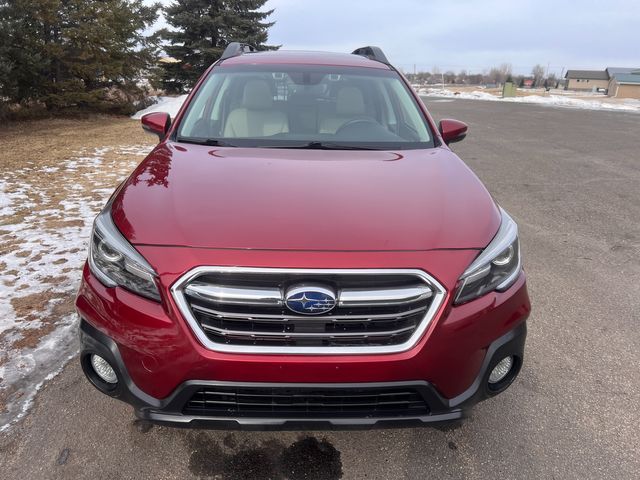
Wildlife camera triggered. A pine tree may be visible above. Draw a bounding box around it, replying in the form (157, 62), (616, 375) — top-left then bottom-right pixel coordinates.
(0, 0), (159, 114)
(159, 0), (276, 92)
(47, 0), (159, 111)
(0, 0), (49, 105)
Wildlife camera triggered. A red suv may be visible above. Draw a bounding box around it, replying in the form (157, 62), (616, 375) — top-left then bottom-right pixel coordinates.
(76, 44), (530, 429)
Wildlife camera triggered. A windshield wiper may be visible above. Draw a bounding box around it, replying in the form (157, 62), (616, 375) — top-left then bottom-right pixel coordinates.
(176, 137), (238, 147)
(177, 138), (388, 150)
(260, 141), (383, 151)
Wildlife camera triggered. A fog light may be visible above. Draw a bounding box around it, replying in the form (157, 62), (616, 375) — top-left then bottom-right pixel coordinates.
(489, 356), (514, 384)
(90, 354), (118, 384)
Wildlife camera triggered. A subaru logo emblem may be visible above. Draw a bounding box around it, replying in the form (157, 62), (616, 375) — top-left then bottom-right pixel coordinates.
(285, 285), (337, 315)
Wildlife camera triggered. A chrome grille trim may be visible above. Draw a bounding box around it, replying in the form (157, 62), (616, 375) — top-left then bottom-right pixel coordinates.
(185, 283), (283, 306)
(190, 303), (428, 322)
(200, 324), (416, 339)
(339, 285), (432, 306)
(184, 283), (432, 308)
(171, 267), (447, 355)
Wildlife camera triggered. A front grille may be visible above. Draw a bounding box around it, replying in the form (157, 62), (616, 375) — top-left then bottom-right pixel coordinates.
(183, 385), (430, 418)
(172, 268), (445, 354)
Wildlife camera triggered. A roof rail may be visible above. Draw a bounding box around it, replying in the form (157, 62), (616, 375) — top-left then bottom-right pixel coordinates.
(352, 46), (390, 65)
(219, 42), (256, 62)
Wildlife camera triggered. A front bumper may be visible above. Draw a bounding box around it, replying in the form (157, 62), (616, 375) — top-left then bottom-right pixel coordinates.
(79, 317), (527, 430)
(76, 245), (531, 430)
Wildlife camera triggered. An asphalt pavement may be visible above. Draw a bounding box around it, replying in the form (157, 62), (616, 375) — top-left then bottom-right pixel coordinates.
(1, 99), (639, 479)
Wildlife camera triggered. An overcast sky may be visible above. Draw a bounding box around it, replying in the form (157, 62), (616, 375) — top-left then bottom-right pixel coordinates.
(261, 0), (639, 75)
(155, 0), (639, 76)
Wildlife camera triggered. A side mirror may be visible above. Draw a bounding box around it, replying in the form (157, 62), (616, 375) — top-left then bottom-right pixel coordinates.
(439, 119), (468, 145)
(141, 112), (171, 140)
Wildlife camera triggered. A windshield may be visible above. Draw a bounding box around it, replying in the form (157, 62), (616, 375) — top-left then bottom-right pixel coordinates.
(176, 64), (435, 150)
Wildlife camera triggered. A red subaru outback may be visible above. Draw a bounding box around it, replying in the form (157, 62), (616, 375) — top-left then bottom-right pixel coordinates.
(76, 44), (530, 429)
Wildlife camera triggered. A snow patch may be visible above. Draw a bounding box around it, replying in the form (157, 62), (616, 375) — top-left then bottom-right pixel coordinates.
(419, 88), (640, 113)
(131, 95), (188, 120)
(0, 144), (152, 432)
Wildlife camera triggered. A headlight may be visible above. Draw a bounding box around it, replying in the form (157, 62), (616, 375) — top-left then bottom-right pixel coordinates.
(88, 207), (161, 301)
(454, 207), (521, 304)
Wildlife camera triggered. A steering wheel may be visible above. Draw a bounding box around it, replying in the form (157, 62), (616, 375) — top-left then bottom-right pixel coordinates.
(335, 117), (381, 136)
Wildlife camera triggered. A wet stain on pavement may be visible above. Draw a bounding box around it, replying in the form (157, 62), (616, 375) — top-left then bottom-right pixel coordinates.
(56, 448), (70, 465)
(188, 440), (226, 477)
(187, 433), (342, 480)
(280, 437), (342, 480)
(433, 420), (463, 432)
(223, 433), (238, 449)
(223, 442), (283, 479)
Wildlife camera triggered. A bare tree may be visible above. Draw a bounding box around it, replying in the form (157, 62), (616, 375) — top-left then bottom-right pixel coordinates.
(486, 63), (513, 85)
(499, 63), (513, 81)
(531, 64), (545, 87)
(444, 71), (456, 84)
(488, 67), (500, 84)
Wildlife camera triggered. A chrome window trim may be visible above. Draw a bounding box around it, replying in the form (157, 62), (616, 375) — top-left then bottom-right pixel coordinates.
(170, 267), (447, 355)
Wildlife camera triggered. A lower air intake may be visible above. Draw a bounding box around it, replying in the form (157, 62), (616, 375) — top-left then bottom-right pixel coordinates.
(183, 385), (430, 418)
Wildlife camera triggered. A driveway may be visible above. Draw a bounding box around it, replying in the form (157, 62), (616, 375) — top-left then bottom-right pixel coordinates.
(1, 100), (638, 479)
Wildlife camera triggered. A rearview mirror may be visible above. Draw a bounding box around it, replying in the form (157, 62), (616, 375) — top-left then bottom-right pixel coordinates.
(141, 112), (171, 140)
(439, 119), (468, 145)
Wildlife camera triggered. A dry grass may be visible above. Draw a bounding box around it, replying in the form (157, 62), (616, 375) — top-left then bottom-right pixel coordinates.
(0, 116), (152, 170)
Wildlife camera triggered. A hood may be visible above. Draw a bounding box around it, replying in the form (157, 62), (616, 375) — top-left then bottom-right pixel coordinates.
(111, 143), (500, 251)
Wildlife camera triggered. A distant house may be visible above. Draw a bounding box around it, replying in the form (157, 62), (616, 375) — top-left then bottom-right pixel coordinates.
(564, 70), (609, 91)
(606, 67), (640, 99)
(606, 67), (635, 77)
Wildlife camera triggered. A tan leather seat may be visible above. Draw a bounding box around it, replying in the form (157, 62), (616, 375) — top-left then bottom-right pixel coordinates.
(223, 80), (289, 137)
(319, 86), (368, 134)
